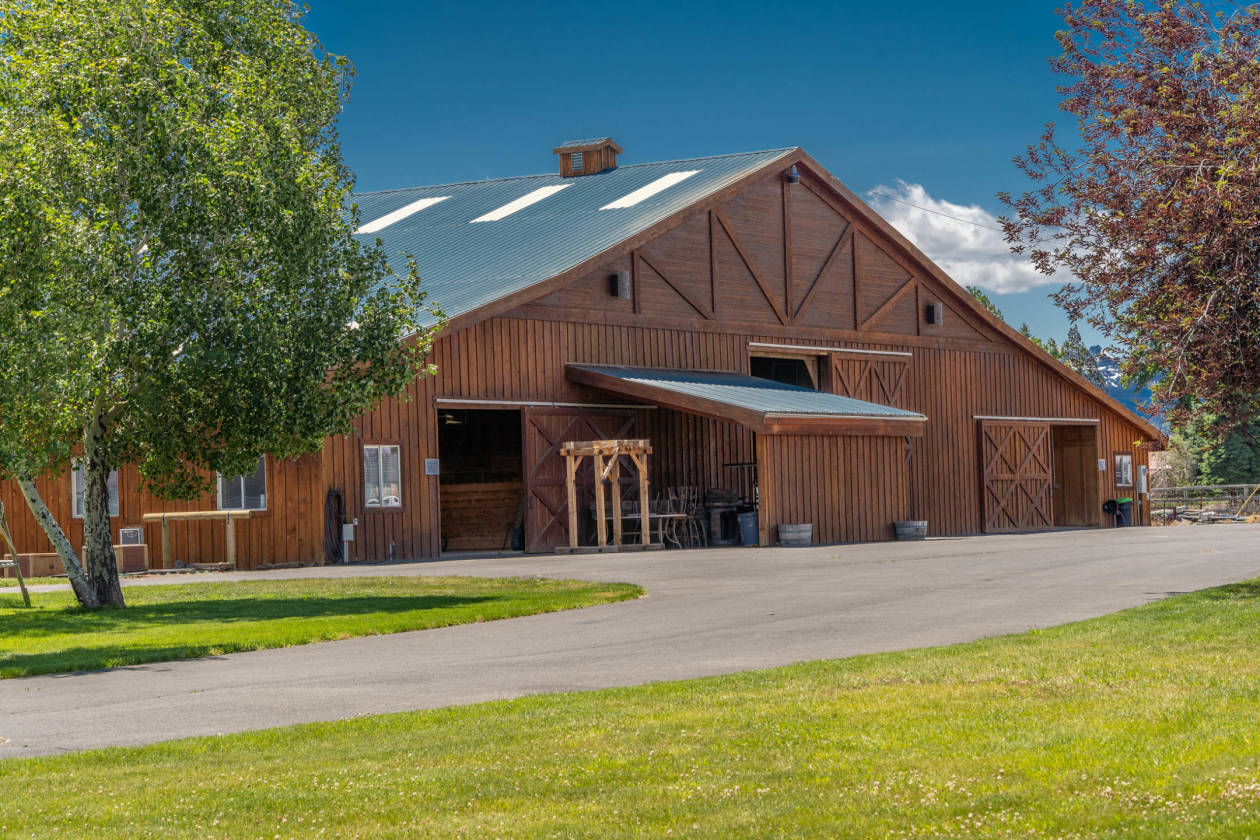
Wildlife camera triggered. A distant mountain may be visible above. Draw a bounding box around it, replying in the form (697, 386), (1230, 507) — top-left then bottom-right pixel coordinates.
(1090, 344), (1163, 427)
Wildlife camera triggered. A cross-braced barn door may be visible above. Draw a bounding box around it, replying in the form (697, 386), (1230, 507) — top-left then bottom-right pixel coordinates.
(521, 407), (638, 553)
(979, 420), (1053, 532)
(831, 355), (910, 407)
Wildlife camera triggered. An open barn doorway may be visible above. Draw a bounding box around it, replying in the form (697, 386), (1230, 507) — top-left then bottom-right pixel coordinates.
(1051, 424), (1101, 527)
(437, 409), (525, 552)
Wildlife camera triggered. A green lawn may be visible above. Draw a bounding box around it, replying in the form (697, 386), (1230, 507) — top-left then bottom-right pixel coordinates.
(0, 576), (642, 678)
(0, 575), (61, 587)
(6, 580), (1260, 837)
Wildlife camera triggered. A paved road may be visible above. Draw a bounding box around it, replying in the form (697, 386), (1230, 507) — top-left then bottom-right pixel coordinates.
(4, 526), (1260, 758)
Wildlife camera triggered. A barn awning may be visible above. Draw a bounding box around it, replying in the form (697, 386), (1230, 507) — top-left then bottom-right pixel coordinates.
(566, 364), (926, 436)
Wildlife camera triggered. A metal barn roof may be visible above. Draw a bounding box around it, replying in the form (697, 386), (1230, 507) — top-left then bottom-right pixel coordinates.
(566, 365), (927, 435)
(555, 138), (618, 150)
(352, 148), (794, 325)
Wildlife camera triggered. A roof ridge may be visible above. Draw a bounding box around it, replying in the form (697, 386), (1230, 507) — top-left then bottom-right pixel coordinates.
(351, 148), (796, 198)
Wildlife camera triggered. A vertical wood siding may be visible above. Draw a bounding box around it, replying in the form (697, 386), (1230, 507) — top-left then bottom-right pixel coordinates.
(758, 434), (909, 545)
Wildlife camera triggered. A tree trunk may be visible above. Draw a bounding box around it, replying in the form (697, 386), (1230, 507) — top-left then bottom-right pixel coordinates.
(16, 477), (99, 609)
(82, 413), (125, 608)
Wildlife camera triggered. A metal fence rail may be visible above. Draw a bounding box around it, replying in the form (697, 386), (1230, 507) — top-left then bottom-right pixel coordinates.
(1149, 484), (1260, 522)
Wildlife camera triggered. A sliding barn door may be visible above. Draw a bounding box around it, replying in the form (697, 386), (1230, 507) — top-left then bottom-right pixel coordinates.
(521, 407), (637, 553)
(979, 420), (1053, 532)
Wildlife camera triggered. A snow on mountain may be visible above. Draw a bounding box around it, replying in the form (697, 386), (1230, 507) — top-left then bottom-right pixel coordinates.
(1090, 344), (1161, 426)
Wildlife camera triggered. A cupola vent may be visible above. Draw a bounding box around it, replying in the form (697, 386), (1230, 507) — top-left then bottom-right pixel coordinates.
(554, 138), (621, 176)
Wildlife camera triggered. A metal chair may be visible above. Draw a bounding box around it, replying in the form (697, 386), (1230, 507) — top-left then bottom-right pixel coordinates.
(652, 492), (687, 548)
(674, 486), (707, 547)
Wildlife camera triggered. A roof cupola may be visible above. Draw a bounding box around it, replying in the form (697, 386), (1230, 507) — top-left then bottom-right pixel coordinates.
(553, 138), (621, 176)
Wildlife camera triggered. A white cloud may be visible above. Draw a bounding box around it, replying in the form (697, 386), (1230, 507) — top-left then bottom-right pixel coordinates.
(864, 181), (1057, 294)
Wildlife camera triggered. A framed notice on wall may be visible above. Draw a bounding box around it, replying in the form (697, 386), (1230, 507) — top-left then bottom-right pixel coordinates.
(424, 458), (440, 476)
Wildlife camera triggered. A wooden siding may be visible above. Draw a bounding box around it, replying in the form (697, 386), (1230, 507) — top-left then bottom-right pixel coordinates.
(0, 455), (323, 571)
(0, 160), (1157, 567)
(758, 434), (909, 545)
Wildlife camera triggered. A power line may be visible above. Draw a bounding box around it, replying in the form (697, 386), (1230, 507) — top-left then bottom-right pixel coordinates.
(862, 188), (1007, 233)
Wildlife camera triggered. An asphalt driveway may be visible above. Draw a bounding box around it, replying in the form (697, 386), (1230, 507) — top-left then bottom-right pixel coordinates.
(4, 525), (1260, 758)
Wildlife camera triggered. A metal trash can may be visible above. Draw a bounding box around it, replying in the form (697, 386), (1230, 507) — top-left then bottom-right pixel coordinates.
(1116, 497), (1134, 527)
(737, 510), (759, 546)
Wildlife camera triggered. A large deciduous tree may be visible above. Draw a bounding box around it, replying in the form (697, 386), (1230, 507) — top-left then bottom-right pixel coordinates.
(0, 0), (438, 608)
(1001, 0), (1260, 426)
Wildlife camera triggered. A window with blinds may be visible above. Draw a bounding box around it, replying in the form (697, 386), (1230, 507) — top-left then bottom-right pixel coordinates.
(218, 456), (267, 511)
(364, 445), (402, 508)
(72, 464), (120, 518)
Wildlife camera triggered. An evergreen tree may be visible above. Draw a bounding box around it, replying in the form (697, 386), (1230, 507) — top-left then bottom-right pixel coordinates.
(966, 286), (1004, 321)
(1019, 323), (1062, 360)
(1059, 325), (1105, 388)
(1188, 416), (1260, 485)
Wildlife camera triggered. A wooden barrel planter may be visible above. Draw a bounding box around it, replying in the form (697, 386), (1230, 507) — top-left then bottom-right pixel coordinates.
(894, 520), (928, 540)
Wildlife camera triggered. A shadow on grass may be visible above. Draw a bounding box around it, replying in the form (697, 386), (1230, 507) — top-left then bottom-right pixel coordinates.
(0, 594), (505, 677)
(2, 594), (501, 640)
(2, 645), (239, 677)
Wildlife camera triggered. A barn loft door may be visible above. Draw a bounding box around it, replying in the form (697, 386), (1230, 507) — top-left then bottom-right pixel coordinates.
(521, 407), (637, 553)
(831, 355), (910, 407)
(980, 420), (1053, 533)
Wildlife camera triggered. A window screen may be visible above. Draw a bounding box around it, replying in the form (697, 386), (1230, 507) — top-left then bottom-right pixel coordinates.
(364, 445), (402, 508)
(72, 465), (119, 518)
(219, 456), (267, 510)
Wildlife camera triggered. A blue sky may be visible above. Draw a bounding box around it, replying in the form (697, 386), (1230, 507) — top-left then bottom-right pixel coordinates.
(305, 0), (1097, 344)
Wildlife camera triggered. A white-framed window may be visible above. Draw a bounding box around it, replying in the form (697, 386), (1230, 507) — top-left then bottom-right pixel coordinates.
(218, 456), (267, 511)
(364, 445), (402, 508)
(1115, 453), (1134, 487)
(72, 463), (119, 518)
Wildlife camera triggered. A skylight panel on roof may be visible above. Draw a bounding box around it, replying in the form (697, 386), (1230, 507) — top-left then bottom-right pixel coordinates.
(471, 184), (571, 223)
(356, 196), (451, 234)
(599, 170), (701, 210)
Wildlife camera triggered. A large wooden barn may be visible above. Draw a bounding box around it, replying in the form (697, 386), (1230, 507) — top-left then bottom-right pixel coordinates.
(1, 140), (1163, 570)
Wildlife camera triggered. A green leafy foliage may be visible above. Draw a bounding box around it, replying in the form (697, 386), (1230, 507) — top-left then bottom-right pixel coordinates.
(964, 285), (1003, 320)
(1179, 414), (1260, 486)
(0, 0), (440, 606)
(1018, 322), (1063, 360)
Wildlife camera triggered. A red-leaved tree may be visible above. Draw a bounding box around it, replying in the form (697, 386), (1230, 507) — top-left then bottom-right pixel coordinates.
(1001, 0), (1260, 427)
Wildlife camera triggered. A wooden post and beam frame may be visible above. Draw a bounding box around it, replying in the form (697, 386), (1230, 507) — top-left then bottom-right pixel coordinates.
(140, 510), (255, 569)
(557, 439), (658, 553)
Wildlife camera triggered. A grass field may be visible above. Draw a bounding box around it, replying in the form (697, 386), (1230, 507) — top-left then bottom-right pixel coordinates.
(0, 576), (642, 678)
(6, 580), (1260, 837)
(0, 575), (61, 587)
